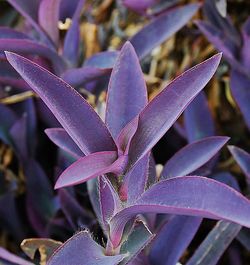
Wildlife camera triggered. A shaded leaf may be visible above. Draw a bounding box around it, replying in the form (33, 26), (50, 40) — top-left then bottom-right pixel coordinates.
(45, 128), (84, 158)
(38, 0), (61, 45)
(149, 216), (201, 265)
(186, 220), (241, 265)
(130, 4), (200, 59)
(161, 136), (228, 179)
(228, 145), (250, 183)
(184, 91), (215, 143)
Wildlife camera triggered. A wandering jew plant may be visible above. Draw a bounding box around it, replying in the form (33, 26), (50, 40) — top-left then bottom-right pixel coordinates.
(3, 40), (250, 264)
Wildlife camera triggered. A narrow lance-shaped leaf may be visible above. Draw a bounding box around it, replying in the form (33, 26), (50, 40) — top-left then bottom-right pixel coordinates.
(228, 145), (250, 183)
(230, 69), (250, 131)
(0, 39), (66, 74)
(0, 103), (17, 145)
(47, 231), (126, 265)
(84, 51), (119, 69)
(99, 176), (122, 232)
(186, 220), (241, 265)
(87, 178), (103, 227)
(5, 52), (117, 155)
(10, 114), (29, 160)
(120, 153), (150, 203)
(241, 18), (250, 69)
(120, 222), (154, 265)
(0, 247), (33, 265)
(184, 91), (215, 143)
(203, 0), (241, 47)
(6, 0), (53, 46)
(63, 0), (85, 66)
(63, 18), (80, 66)
(55, 151), (119, 189)
(195, 20), (245, 75)
(130, 3), (200, 59)
(128, 53), (222, 170)
(161, 136), (229, 179)
(45, 128), (84, 159)
(149, 216), (202, 265)
(0, 27), (31, 39)
(24, 159), (56, 236)
(62, 66), (111, 88)
(38, 0), (61, 45)
(195, 21), (236, 62)
(110, 176), (250, 247)
(58, 189), (94, 230)
(105, 42), (148, 139)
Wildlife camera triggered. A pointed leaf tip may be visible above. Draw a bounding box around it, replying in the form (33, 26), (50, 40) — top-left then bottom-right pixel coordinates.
(106, 40), (147, 139)
(128, 53), (222, 169)
(5, 51), (117, 155)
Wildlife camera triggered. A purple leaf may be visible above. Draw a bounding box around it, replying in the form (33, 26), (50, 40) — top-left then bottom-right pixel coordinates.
(10, 114), (29, 160)
(63, 0), (85, 66)
(60, 0), (83, 20)
(5, 52), (117, 154)
(0, 193), (24, 240)
(99, 176), (122, 231)
(110, 176), (250, 247)
(120, 222), (154, 265)
(128, 53), (222, 170)
(63, 19), (80, 66)
(228, 145), (250, 183)
(0, 103), (17, 145)
(45, 128), (84, 158)
(24, 98), (37, 156)
(0, 247), (33, 265)
(130, 4), (200, 59)
(195, 20), (244, 73)
(55, 151), (119, 189)
(38, 0), (61, 45)
(87, 178), (103, 227)
(84, 51), (119, 69)
(116, 116), (139, 155)
(161, 136), (229, 179)
(1, 39), (66, 74)
(106, 42), (148, 139)
(6, 0), (52, 46)
(149, 216), (202, 265)
(184, 91), (215, 143)
(186, 220), (241, 265)
(212, 172), (240, 191)
(230, 69), (250, 131)
(62, 66), (111, 88)
(7, 0), (40, 22)
(120, 153), (150, 203)
(47, 231), (126, 265)
(24, 159), (56, 236)
(202, 0), (241, 49)
(241, 18), (250, 69)
(0, 27), (31, 39)
(58, 189), (94, 230)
